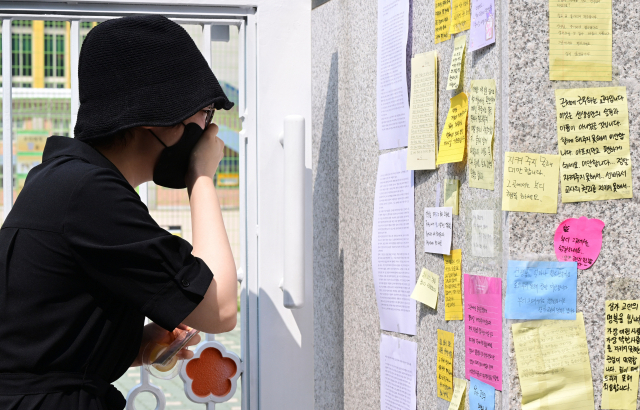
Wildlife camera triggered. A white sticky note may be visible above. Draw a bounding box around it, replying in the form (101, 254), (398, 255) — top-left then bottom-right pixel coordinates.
(471, 210), (494, 257)
(424, 207), (453, 255)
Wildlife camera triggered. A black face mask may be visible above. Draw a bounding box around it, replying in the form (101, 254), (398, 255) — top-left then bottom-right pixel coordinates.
(150, 122), (205, 189)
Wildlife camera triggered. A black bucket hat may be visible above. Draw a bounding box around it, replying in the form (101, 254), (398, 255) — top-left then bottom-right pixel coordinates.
(74, 15), (234, 143)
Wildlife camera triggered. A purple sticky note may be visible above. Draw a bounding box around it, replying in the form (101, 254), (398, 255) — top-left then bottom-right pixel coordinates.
(469, 0), (496, 52)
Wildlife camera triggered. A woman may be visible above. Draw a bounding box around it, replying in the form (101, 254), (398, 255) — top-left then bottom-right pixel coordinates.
(0, 15), (238, 410)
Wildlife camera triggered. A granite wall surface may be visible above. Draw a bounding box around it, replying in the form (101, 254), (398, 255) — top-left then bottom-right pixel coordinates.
(312, 0), (639, 408)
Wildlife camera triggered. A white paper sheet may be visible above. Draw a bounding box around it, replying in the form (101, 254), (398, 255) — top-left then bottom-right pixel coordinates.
(472, 210), (494, 257)
(372, 149), (416, 335)
(377, 0), (410, 150)
(424, 207), (453, 255)
(380, 334), (417, 410)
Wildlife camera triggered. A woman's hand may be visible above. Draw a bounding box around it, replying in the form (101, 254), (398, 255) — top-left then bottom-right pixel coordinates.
(186, 123), (225, 189)
(130, 323), (201, 367)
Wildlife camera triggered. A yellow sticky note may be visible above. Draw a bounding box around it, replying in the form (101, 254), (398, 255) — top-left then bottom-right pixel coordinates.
(444, 249), (463, 321)
(602, 300), (640, 410)
(407, 51), (438, 170)
(512, 312), (595, 410)
(435, 0), (451, 43)
(410, 268), (439, 309)
(437, 329), (455, 401)
(443, 179), (459, 215)
(549, 0), (612, 81)
(448, 377), (466, 410)
(555, 87), (632, 203)
(468, 79), (495, 190)
(502, 152), (560, 213)
(449, 0), (470, 35)
(446, 35), (466, 90)
(436, 93), (468, 165)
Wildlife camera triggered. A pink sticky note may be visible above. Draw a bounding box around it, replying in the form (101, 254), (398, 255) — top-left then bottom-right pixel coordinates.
(464, 274), (502, 391)
(554, 216), (605, 270)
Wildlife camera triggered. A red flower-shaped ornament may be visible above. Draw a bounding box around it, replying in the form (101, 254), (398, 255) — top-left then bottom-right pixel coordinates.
(180, 341), (242, 403)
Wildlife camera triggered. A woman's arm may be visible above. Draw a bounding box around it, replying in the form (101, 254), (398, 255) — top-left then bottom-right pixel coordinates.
(182, 123), (238, 334)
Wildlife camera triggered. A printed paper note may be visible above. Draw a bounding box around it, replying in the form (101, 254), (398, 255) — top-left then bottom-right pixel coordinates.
(448, 378), (467, 410)
(437, 329), (455, 401)
(424, 207), (453, 255)
(502, 152), (560, 213)
(410, 268), (439, 309)
(471, 210), (493, 258)
(554, 216), (605, 269)
(444, 179), (460, 215)
(469, 80), (495, 190)
(372, 149), (416, 335)
(436, 93), (468, 165)
(447, 35), (467, 90)
(512, 313), (595, 410)
(549, 0), (612, 81)
(377, 0), (410, 150)
(602, 300), (640, 410)
(505, 260), (577, 320)
(450, 0), (471, 35)
(469, 0), (495, 52)
(444, 249), (463, 320)
(435, 0), (451, 43)
(380, 334), (417, 410)
(408, 51), (438, 170)
(555, 87), (632, 202)
(464, 274), (502, 391)
(470, 377), (495, 410)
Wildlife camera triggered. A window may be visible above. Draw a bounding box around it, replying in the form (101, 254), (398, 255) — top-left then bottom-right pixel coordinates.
(44, 21), (66, 88)
(12, 33), (32, 76)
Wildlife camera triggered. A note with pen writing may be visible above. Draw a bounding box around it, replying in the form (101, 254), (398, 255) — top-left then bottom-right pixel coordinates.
(449, 0), (470, 35)
(469, 0), (495, 52)
(471, 210), (493, 258)
(447, 35), (467, 90)
(407, 51), (438, 170)
(502, 152), (560, 213)
(424, 207), (452, 255)
(549, 0), (612, 81)
(555, 87), (632, 202)
(444, 249), (463, 321)
(443, 179), (459, 215)
(468, 80), (495, 190)
(437, 329), (455, 401)
(464, 274), (502, 391)
(435, 0), (451, 43)
(554, 216), (604, 269)
(505, 260), (577, 320)
(436, 93), (468, 165)
(448, 378), (466, 410)
(512, 313), (595, 410)
(601, 300), (640, 410)
(410, 268), (439, 309)
(469, 377), (495, 410)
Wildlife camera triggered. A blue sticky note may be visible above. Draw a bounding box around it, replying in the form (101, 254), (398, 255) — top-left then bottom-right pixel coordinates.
(469, 377), (495, 410)
(505, 260), (577, 320)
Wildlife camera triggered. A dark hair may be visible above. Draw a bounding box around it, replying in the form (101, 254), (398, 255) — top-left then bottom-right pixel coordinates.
(87, 128), (133, 149)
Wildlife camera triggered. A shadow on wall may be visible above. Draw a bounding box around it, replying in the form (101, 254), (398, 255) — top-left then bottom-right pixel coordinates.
(313, 51), (344, 410)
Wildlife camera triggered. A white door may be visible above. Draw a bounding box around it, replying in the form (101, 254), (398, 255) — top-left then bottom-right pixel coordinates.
(0, 2), (314, 410)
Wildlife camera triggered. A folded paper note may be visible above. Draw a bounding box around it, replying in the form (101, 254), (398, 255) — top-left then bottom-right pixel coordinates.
(502, 152), (560, 213)
(512, 313), (595, 410)
(464, 274), (502, 391)
(410, 268), (439, 309)
(436, 93), (468, 165)
(505, 260), (577, 320)
(448, 378), (467, 410)
(554, 217), (605, 270)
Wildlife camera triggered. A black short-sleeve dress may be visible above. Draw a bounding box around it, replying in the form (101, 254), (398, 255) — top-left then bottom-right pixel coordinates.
(0, 136), (213, 410)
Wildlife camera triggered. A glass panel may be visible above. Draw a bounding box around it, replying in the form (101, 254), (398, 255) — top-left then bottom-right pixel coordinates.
(113, 24), (242, 410)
